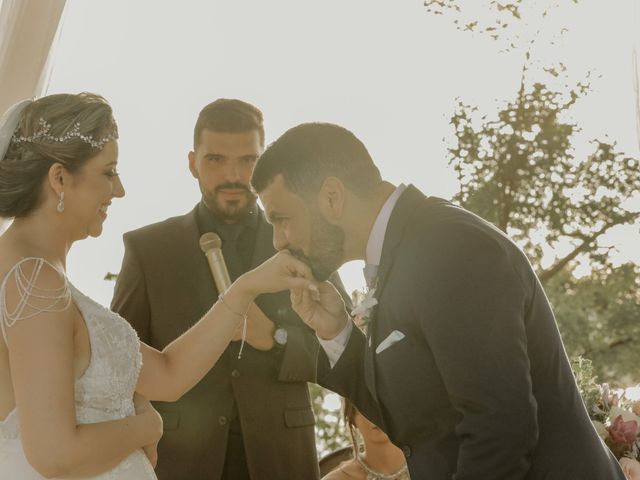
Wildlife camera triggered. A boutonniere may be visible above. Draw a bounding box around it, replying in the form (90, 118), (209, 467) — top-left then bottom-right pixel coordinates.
(351, 287), (378, 328)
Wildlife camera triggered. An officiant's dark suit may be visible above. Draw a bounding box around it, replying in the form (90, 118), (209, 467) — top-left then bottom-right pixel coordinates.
(112, 203), (321, 479)
(320, 185), (625, 479)
(111, 99), (322, 480)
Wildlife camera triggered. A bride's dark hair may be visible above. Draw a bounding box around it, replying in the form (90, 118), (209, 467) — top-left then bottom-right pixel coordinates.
(343, 398), (363, 456)
(0, 92), (118, 218)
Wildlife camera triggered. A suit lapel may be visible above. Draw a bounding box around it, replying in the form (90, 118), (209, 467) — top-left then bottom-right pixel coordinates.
(374, 185), (426, 300)
(363, 186), (428, 405)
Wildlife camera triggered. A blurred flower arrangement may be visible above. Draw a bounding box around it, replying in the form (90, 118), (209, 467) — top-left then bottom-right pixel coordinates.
(573, 357), (640, 479)
(350, 288), (377, 329)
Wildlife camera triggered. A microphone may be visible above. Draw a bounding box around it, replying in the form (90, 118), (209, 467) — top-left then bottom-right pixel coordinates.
(199, 232), (231, 292)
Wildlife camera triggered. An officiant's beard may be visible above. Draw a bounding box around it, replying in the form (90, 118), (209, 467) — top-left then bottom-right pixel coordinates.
(201, 182), (257, 223)
(290, 213), (345, 281)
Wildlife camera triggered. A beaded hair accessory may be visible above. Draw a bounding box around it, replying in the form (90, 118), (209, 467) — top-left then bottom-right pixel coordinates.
(11, 118), (117, 150)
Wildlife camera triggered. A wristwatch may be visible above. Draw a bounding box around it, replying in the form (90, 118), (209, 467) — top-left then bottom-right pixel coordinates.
(273, 325), (288, 348)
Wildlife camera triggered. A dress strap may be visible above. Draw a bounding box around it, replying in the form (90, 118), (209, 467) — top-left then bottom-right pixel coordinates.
(0, 257), (71, 343)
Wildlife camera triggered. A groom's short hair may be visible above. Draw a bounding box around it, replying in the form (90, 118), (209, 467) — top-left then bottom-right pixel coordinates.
(193, 99), (264, 149)
(251, 123), (382, 198)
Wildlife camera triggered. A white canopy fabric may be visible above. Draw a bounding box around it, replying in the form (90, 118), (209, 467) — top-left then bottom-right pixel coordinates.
(0, 0), (67, 114)
(636, 2), (640, 150)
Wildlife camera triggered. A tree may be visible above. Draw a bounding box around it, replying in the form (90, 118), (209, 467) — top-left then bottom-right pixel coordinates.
(448, 78), (640, 281)
(423, 0), (578, 52)
(427, 0), (640, 384)
(546, 263), (640, 385)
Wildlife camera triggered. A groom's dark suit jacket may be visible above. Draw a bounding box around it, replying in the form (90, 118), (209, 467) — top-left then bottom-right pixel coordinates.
(112, 205), (321, 480)
(320, 185), (625, 480)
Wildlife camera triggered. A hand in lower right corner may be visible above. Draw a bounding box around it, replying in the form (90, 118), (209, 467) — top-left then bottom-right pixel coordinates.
(620, 457), (640, 480)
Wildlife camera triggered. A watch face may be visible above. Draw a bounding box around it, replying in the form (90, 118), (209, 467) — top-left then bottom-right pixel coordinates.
(274, 327), (288, 345)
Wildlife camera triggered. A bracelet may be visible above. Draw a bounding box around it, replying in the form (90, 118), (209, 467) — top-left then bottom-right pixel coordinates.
(218, 293), (250, 360)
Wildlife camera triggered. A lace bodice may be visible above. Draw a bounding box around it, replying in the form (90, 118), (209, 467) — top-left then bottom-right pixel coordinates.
(0, 258), (155, 479)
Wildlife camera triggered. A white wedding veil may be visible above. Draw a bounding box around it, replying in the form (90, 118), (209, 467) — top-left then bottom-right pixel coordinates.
(0, 0), (67, 114)
(0, 0), (66, 232)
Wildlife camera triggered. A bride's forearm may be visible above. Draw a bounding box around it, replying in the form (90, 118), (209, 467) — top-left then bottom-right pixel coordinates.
(138, 274), (257, 402)
(31, 412), (158, 479)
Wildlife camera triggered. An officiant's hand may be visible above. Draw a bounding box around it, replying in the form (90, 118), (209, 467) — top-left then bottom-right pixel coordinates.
(291, 281), (349, 340)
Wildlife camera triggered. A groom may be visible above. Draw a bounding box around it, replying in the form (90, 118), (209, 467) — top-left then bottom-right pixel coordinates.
(250, 123), (626, 479)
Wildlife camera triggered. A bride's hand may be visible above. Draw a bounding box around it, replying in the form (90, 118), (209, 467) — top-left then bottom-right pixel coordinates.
(239, 251), (316, 297)
(291, 281), (349, 340)
(142, 442), (159, 469)
(134, 393), (162, 468)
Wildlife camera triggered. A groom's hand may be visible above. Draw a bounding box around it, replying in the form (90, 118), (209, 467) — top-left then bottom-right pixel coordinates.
(291, 281), (349, 340)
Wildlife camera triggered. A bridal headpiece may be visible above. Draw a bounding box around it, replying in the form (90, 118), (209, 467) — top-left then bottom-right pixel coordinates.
(0, 98), (116, 163)
(11, 118), (116, 150)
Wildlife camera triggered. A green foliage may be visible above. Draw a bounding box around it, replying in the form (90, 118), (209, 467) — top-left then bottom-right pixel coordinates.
(548, 264), (640, 386)
(572, 356), (640, 460)
(309, 383), (350, 458)
(571, 356), (607, 421)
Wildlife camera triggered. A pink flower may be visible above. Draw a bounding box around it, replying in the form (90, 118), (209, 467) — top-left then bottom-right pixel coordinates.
(608, 415), (639, 447)
(619, 457), (640, 480)
(609, 394), (621, 408)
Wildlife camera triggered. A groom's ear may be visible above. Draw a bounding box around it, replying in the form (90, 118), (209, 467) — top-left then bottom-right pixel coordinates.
(318, 177), (345, 221)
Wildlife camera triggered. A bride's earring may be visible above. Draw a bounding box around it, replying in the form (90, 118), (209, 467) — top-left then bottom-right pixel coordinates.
(56, 192), (65, 213)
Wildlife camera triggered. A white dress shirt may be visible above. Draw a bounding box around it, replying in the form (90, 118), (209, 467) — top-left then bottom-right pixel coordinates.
(318, 184), (407, 367)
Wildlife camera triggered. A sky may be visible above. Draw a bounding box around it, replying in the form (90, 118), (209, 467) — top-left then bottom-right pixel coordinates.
(24, 0), (640, 306)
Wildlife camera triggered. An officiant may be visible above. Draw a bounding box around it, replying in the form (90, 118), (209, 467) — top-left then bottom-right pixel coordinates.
(112, 99), (321, 479)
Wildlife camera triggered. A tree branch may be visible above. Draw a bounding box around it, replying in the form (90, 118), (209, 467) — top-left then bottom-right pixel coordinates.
(539, 221), (616, 282)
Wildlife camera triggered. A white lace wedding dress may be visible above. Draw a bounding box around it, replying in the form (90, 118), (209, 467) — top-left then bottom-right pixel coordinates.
(0, 258), (157, 479)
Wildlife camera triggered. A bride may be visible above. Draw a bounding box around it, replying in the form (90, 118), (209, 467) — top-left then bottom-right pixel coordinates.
(0, 93), (315, 479)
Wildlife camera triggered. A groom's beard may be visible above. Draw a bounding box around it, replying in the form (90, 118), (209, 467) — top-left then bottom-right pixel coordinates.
(290, 213), (345, 281)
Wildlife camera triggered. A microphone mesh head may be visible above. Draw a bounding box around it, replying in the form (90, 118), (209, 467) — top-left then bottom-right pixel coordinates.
(199, 232), (222, 252)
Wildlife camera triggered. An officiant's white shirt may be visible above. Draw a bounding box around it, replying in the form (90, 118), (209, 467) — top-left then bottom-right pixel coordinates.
(318, 183), (407, 367)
